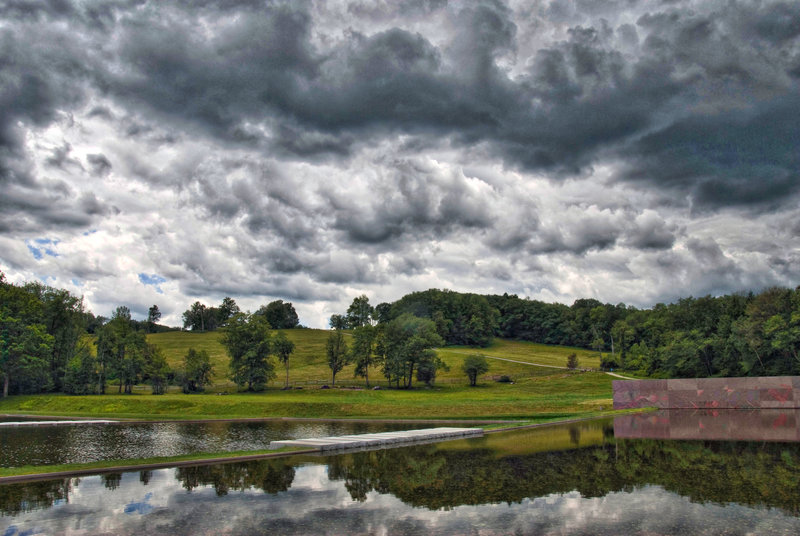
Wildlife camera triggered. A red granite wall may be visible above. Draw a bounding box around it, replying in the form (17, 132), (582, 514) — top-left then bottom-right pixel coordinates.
(612, 376), (800, 409)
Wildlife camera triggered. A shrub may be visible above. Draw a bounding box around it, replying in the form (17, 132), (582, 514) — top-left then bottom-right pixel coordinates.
(566, 353), (579, 370)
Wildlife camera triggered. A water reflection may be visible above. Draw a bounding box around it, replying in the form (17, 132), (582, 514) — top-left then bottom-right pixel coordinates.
(0, 420), (434, 467)
(615, 409), (800, 442)
(2, 419), (800, 535)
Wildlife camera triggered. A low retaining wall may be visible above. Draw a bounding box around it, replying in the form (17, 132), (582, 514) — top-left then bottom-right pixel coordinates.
(613, 376), (800, 409)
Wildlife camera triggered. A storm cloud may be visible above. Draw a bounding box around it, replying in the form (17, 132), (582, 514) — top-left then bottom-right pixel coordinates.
(1, 0), (799, 327)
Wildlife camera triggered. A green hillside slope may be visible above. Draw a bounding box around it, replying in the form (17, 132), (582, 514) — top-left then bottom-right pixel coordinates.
(147, 330), (605, 389)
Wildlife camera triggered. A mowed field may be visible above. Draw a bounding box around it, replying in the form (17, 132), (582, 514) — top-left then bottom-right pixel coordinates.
(0, 372), (615, 422)
(147, 330), (604, 390)
(0, 331), (617, 422)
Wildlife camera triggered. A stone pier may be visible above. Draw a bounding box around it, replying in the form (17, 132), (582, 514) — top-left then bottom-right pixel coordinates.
(269, 426), (484, 452)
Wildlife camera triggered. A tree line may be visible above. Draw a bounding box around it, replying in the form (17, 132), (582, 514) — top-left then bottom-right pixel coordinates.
(182, 298), (299, 331)
(488, 288), (800, 378)
(0, 272), (304, 396)
(4, 266), (800, 396)
(336, 287), (800, 379)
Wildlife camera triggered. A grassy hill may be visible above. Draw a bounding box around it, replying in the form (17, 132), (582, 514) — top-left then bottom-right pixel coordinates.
(147, 330), (605, 390)
(0, 332), (616, 422)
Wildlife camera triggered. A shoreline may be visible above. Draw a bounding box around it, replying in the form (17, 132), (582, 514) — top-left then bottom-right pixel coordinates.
(0, 412), (631, 483)
(0, 413), (517, 425)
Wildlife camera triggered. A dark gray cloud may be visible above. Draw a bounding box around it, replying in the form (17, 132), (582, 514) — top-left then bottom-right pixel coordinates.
(87, 153), (112, 176)
(1, 0), (799, 325)
(328, 161), (495, 245)
(622, 94), (800, 210)
(6, 0), (796, 208)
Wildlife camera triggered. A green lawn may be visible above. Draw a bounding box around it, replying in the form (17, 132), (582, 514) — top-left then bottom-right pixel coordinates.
(0, 370), (614, 421)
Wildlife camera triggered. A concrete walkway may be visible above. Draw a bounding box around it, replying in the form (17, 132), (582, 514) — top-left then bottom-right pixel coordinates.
(605, 371), (637, 380)
(0, 420), (117, 427)
(444, 349), (568, 370)
(269, 427), (484, 452)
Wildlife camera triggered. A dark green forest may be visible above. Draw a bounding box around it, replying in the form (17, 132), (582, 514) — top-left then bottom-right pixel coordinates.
(3, 267), (800, 397)
(371, 287), (800, 378)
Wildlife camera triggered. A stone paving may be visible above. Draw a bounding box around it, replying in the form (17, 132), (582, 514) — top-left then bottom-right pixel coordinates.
(269, 426), (484, 451)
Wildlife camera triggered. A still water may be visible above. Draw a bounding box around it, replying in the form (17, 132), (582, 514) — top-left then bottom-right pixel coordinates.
(0, 420), (435, 467)
(2, 414), (800, 535)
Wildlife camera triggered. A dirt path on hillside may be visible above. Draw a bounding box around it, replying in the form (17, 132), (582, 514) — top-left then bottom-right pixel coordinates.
(443, 349), (637, 379)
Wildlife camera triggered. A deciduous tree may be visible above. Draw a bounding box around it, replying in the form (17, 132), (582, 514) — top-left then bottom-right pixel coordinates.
(350, 325), (376, 387)
(222, 313), (274, 391)
(346, 295), (374, 328)
(257, 300), (299, 329)
(382, 314), (444, 388)
(182, 347), (213, 393)
(217, 297), (240, 327)
(145, 343), (171, 395)
(329, 314), (347, 330)
(0, 277), (53, 397)
(326, 330), (349, 386)
(63, 339), (98, 395)
(273, 332), (295, 389)
(462, 355), (489, 386)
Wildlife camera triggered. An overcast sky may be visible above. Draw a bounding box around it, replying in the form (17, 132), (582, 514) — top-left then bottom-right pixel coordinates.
(1, 0), (799, 328)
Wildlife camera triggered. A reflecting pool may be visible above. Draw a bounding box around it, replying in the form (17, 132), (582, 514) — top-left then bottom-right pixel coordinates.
(2, 416), (800, 535)
(0, 420), (436, 467)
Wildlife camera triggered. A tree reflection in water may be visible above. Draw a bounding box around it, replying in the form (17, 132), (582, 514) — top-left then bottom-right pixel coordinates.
(176, 459), (295, 496)
(2, 428), (800, 519)
(326, 434), (800, 514)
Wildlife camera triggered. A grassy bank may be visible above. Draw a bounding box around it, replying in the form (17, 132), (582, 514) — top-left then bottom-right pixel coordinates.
(0, 446), (310, 479)
(0, 370), (614, 421)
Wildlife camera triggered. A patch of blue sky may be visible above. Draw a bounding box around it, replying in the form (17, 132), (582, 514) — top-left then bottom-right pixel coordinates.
(2, 525), (41, 536)
(27, 244), (43, 260)
(139, 273), (166, 294)
(124, 492), (154, 515)
(27, 238), (59, 259)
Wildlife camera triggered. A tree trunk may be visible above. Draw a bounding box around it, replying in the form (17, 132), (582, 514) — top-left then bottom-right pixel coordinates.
(285, 363), (289, 389)
(753, 347), (764, 369)
(365, 367), (369, 388)
(3, 374), (8, 398)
